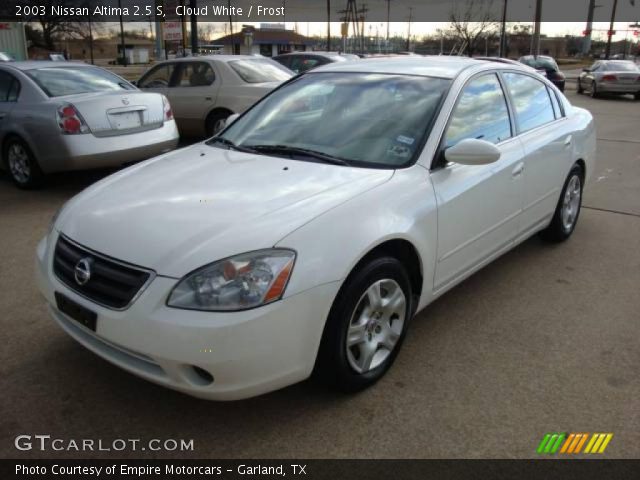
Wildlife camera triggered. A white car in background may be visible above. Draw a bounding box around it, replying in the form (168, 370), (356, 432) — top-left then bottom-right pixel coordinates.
(0, 61), (179, 189)
(136, 55), (293, 137)
(36, 57), (596, 400)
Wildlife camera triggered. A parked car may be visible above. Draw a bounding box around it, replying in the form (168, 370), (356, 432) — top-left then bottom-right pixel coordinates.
(273, 51), (358, 73)
(577, 60), (640, 100)
(518, 55), (565, 91)
(136, 55), (292, 137)
(37, 57), (595, 400)
(0, 61), (179, 189)
(475, 56), (547, 77)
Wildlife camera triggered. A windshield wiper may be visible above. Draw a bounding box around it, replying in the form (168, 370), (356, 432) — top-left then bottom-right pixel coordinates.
(207, 137), (257, 153)
(247, 145), (350, 166)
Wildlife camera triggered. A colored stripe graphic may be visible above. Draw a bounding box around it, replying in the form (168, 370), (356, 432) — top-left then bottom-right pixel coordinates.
(539, 433), (613, 455)
(537, 433), (565, 454)
(585, 433), (614, 454)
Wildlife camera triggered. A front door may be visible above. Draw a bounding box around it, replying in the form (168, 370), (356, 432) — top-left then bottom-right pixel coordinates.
(430, 73), (525, 292)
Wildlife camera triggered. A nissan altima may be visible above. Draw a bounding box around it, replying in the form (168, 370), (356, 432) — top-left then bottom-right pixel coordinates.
(0, 61), (179, 189)
(35, 57), (596, 400)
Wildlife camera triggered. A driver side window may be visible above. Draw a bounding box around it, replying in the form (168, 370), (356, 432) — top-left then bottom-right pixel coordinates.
(139, 64), (176, 88)
(445, 73), (512, 148)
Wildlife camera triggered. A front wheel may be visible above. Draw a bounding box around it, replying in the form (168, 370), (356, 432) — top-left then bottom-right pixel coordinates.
(577, 79), (584, 94)
(315, 256), (412, 392)
(590, 81), (599, 98)
(540, 164), (584, 242)
(3, 137), (44, 189)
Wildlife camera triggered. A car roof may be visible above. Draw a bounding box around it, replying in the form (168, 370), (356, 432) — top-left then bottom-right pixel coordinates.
(160, 55), (262, 63)
(0, 61), (95, 71)
(276, 51), (344, 58)
(311, 55), (523, 79)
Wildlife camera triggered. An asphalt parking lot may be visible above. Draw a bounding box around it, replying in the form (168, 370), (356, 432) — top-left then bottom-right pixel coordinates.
(0, 88), (638, 459)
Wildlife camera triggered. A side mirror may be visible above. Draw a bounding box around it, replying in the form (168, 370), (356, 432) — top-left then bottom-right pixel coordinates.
(225, 113), (240, 127)
(444, 138), (501, 166)
(582, 68), (590, 73)
(130, 80), (137, 86)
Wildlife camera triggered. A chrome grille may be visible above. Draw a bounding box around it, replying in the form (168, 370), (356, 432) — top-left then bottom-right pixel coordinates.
(53, 235), (152, 310)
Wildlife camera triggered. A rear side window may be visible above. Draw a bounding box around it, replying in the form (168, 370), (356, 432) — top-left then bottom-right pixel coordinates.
(0, 71), (19, 102)
(228, 59), (292, 83)
(445, 73), (512, 148)
(139, 64), (176, 88)
(547, 87), (562, 119)
(503, 73), (555, 133)
(174, 62), (215, 87)
(26, 67), (134, 97)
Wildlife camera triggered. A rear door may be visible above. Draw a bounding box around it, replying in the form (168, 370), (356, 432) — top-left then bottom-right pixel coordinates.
(430, 73), (525, 292)
(165, 61), (219, 136)
(501, 72), (573, 236)
(0, 70), (19, 129)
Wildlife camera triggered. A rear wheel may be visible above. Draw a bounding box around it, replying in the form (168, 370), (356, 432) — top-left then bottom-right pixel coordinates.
(635, 92), (640, 101)
(315, 256), (412, 392)
(205, 110), (231, 138)
(3, 137), (44, 189)
(590, 81), (599, 98)
(540, 163), (584, 242)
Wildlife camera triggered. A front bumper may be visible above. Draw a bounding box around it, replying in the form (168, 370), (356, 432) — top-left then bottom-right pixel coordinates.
(35, 233), (340, 400)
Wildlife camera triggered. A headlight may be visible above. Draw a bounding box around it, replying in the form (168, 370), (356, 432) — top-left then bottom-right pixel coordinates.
(167, 249), (296, 311)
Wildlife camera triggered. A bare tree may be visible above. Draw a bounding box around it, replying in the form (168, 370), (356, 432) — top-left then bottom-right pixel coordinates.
(449, 0), (500, 57)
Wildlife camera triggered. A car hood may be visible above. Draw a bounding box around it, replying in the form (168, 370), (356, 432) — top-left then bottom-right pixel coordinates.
(57, 144), (393, 277)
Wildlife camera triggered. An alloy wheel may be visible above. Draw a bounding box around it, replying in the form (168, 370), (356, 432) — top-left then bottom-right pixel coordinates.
(7, 143), (31, 185)
(346, 279), (406, 374)
(561, 175), (581, 232)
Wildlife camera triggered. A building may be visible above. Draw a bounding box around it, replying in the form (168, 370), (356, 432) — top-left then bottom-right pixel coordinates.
(0, 22), (28, 60)
(51, 36), (155, 64)
(215, 24), (315, 57)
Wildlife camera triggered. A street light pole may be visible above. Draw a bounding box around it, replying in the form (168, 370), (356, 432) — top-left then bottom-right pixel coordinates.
(499, 0), (508, 57)
(605, 0), (619, 59)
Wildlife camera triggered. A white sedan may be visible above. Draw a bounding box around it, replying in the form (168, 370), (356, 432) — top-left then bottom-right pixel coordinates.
(36, 57), (596, 400)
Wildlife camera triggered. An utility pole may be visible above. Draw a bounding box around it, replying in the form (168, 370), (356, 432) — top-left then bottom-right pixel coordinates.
(499, 0), (508, 57)
(583, 0), (596, 56)
(118, 0), (126, 66)
(87, 5), (94, 64)
(531, 0), (542, 56)
(406, 7), (412, 51)
(327, 0), (331, 51)
(386, 0), (391, 46)
(190, 0), (198, 55)
(605, 0), (619, 59)
(228, 0), (234, 54)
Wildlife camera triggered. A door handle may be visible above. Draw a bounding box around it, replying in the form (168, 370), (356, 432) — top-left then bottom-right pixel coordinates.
(564, 135), (572, 147)
(512, 162), (524, 178)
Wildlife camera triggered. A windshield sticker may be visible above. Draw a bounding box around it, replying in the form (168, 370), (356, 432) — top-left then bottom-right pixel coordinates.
(396, 135), (415, 145)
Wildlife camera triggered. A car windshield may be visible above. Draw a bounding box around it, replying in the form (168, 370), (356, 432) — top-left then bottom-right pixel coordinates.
(604, 61), (639, 71)
(228, 59), (293, 83)
(210, 72), (451, 169)
(522, 57), (558, 71)
(25, 66), (135, 97)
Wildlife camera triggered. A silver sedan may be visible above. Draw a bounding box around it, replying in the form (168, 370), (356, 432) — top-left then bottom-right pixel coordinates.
(577, 60), (640, 99)
(136, 55), (292, 137)
(0, 62), (179, 189)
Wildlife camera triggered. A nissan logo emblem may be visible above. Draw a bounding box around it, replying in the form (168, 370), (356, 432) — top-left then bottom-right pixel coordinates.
(122, 97), (130, 105)
(74, 257), (93, 286)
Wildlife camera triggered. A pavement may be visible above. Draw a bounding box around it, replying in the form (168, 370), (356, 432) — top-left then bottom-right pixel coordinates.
(0, 90), (638, 459)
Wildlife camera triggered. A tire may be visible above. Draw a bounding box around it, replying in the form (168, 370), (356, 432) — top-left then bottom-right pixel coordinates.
(205, 110), (231, 138)
(590, 81), (599, 98)
(314, 256), (413, 392)
(540, 163), (584, 243)
(3, 136), (44, 189)
(576, 79), (584, 94)
(635, 92), (640, 101)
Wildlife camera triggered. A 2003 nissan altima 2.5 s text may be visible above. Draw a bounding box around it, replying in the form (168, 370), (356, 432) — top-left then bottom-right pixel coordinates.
(36, 57), (596, 400)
